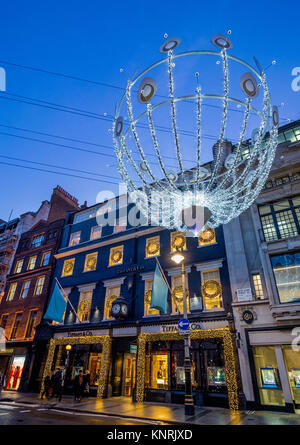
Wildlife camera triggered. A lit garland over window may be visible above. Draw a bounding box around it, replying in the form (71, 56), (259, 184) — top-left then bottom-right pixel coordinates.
(113, 34), (278, 235)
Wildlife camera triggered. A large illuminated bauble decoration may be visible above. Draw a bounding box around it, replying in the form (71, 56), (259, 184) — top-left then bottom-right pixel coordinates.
(112, 34), (278, 235)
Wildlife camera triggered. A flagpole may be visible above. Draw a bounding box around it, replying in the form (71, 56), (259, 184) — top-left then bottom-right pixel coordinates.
(55, 277), (81, 323)
(155, 257), (181, 314)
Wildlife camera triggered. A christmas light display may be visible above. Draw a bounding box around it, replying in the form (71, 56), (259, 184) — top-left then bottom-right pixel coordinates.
(113, 34), (278, 235)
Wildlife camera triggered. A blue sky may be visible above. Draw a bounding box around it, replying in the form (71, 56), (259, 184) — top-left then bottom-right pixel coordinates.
(0, 0), (300, 220)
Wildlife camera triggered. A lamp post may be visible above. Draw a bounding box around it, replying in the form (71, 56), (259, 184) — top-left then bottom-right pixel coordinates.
(171, 249), (195, 416)
(63, 344), (72, 388)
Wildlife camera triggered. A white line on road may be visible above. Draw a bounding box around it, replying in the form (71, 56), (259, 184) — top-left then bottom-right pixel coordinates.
(20, 410), (31, 413)
(0, 404), (16, 410)
(37, 408), (48, 411)
(0, 412), (9, 416)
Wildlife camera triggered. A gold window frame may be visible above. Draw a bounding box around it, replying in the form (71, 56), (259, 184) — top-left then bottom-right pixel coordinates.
(198, 228), (216, 246)
(84, 252), (98, 272)
(7, 283), (17, 301)
(10, 312), (23, 340)
(170, 231), (186, 252)
(24, 308), (38, 338)
(14, 259), (24, 274)
(109, 246), (124, 266)
(41, 251), (51, 267)
(62, 258), (75, 277)
(40, 335), (112, 399)
(144, 279), (159, 316)
(145, 236), (160, 258)
(27, 256), (37, 271)
(34, 276), (45, 296)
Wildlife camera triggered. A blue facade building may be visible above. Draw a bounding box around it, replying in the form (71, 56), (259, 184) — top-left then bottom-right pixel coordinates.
(38, 196), (240, 409)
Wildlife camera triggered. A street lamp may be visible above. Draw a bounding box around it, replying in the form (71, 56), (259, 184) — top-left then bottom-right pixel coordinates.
(63, 344), (72, 388)
(171, 248), (195, 416)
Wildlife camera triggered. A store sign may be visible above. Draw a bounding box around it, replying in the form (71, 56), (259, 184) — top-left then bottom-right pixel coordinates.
(67, 331), (94, 337)
(130, 345), (137, 354)
(242, 310), (254, 324)
(237, 288), (252, 302)
(117, 265), (144, 274)
(162, 322), (202, 333)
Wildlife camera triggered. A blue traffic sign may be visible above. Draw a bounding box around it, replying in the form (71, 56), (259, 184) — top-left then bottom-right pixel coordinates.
(178, 318), (190, 330)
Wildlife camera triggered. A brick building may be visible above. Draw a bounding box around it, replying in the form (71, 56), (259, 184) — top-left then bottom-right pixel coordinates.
(0, 186), (79, 392)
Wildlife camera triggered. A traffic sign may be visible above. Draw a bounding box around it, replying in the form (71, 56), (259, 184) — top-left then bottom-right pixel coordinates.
(179, 329), (190, 335)
(178, 318), (190, 330)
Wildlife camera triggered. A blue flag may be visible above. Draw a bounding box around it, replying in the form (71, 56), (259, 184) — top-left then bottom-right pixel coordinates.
(150, 263), (168, 314)
(44, 282), (67, 323)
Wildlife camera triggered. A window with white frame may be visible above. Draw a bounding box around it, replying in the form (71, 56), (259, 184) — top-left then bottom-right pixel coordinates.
(34, 276), (45, 296)
(171, 274), (189, 314)
(201, 269), (223, 310)
(114, 216), (127, 233)
(20, 280), (31, 299)
(69, 232), (81, 246)
(144, 279), (160, 316)
(90, 225), (102, 240)
(103, 285), (120, 320)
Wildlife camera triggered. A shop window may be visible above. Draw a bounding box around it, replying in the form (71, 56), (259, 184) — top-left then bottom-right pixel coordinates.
(114, 216), (127, 234)
(144, 279), (159, 316)
(25, 310), (38, 338)
(170, 232), (186, 252)
(282, 346), (300, 406)
(77, 289), (93, 322)
(27, 256), (37, 271)
(10, 313), (22, 339)
(252, 346), (285, 406)
(252, 273), (265, 300)
(151, 353), (168, 390)
(14, 259), (24, 274)
(90, 225), (102, 240)
(109, 246), (123, 266)
(84, 252), (98, 272)
(171, 274), (189, 314)
(41, 251), (51, 266)
(34, 276), (45, 296)
(20, 280), (31, 299)
(7, 283), (17, 301)
(62, 258), (75, 277)
(31, 234), (44, 248)
(145, 236), (160, 258)
(103, 285), (120, 320)
(88, 352), (102, 386)
(6, 355), (25, 390)
(198, 228), (216, 246)
(271, 252), (300, 303)
(201, 269), (223, 310)
(69, 232), (81, 246)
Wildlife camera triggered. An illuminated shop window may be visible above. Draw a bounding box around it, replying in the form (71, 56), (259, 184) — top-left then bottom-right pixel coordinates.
(14, 259), (24, 274)
(170, 232), (186, 252)
(259, 196), (300, 241)
(7, 283), (17, 301)
(198, 228), (216, 246)
(69, 232), (81, 246)
(201, 269), (223, 310)
(171, 274), (189, 314)
(90, 225), (102, 240)
(31, 234), (44, 248)
(282, 346), (300, 405)
(41, 251), (51, 266)
(271, 252), (300, 303)
(252, 346), (285, 407)
(84, 252), (98, 272)
(62, 258), (75, 277)
(20, 280), (31, 299)
(10, 313), (22, 339)
(252, 273), (265, 300)
(145, 236), (160, 258)
(151, 353), (168, 390)
(109, 246), (123, 266)
(27, 256), (37, 271)
(6, 355), (25, 390)
(114, 216), (127, 233)
(88, 352), (102, 386)
(25, 310), (38, 338)
(34, 276), (45, 296)
(144, 279), (159, 316)
(103, 285), (120, 320)
(77, 289), (93, 322)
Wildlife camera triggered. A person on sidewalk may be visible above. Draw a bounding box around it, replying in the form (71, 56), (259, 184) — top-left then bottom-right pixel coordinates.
(83, 370), (90, 398)
(51, 369), (63, 402)
(0, 372), (6, 396)
(40, 374), (52, 400)
(73, 369), (85, 402)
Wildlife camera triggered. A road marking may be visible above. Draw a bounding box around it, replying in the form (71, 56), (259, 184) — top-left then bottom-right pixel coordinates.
(50, 409), (161, 424)
(37, 408), (48, 411)
(0, 412), (9, 416)
(0, 404), (17, 410)
(20, 410), (31, 413)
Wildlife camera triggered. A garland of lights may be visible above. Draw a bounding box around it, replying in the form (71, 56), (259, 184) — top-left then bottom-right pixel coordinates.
(202, 280), (222, 299)
(112, 34), (278, 235)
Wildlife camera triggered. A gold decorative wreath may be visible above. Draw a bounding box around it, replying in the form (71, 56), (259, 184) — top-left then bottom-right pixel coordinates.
(202, 280), (221, 299)
(111, 250), (123, 264)
(172, 285), (189, 302)
(106, 295), (118, 309)
(171, 234), (185, 250)
(78, 299), (91, 314)
(199, 228), (215, 244)
(145, 290), (152, 303)
(86, 257), (97, 270)
(146, 241), (159, 256)
(64, 262), (73, 274)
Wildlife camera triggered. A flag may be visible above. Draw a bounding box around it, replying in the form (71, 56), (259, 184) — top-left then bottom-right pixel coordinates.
(44, 282), (67, 323)
(150, 263), (168, 314)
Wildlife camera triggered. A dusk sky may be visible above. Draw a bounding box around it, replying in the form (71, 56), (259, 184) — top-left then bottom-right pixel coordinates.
(0, 0), (299, 220)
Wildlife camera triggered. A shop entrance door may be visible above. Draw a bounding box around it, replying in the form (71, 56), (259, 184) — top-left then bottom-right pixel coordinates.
(122, 353), (136, 397)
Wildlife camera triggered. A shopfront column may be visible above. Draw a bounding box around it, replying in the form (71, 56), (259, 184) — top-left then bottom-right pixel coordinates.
(275, 345), (294, 411)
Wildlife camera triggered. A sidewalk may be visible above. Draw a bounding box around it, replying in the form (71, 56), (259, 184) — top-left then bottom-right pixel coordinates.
(1, 391), (300, 425)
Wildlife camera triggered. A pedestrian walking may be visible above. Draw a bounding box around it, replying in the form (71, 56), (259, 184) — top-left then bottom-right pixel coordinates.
(73, 369), (85, 402)
(84, 370), (90, 398)
(40, 374), (52, 400)
(0, 371), (6, 396)
(51, 369), (63, 402)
